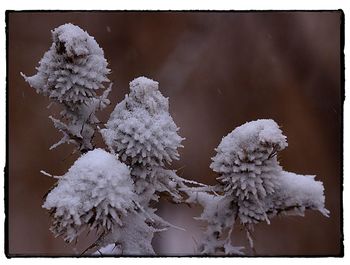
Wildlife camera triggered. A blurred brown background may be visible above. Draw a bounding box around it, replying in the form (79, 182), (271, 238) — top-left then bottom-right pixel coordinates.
(7, 11), (342, 256)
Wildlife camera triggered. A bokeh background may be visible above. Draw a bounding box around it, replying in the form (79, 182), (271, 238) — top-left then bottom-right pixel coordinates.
(7, 11), (342, 256)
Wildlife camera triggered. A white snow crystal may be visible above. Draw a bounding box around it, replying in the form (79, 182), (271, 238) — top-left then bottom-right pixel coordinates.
(43, 148), (136, 243)
(101, 76), (184, 167)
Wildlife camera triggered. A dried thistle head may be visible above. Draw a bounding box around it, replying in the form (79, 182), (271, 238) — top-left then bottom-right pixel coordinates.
(43, 149), (136, 243)
(21, 23), (110, 108)
(211, 119), (287, 202)
(101, 76), (184, 167)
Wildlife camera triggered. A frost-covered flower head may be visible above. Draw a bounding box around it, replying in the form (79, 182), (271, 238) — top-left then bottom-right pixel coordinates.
(210, 119), (328, 225)
(192, 119), (328, 254)
(43, 149), (136, 243)
(21, 23), (110, 107)
(101, 76), (184, 167)
(211, 119), (288, 201)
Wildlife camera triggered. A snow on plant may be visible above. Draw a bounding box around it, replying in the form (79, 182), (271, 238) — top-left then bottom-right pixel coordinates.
(21, 23), (111, 152)
(99, 77), (200, 254)
(188, 119), (329, 255)
(43, 148), (137, 244)
(21, 24), (197, 255)
(101, 76), (184, 167)
(101, 77), (189, 204)
(22, 23), (328, 256)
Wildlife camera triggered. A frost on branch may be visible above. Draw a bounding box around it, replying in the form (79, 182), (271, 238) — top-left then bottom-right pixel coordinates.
(21, 23), (111, 152)
(43, 149), (136, 243)
(187, 191), (244, 255)
(191, 119), (328, 255)
(95, 212), (156, 255)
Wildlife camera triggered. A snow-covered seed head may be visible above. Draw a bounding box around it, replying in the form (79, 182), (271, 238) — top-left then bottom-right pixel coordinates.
(101, 76), (184, 167)
(21, 23), (110, 107)
(211, 119), (288, 201)
(43, 149), (136, 243)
